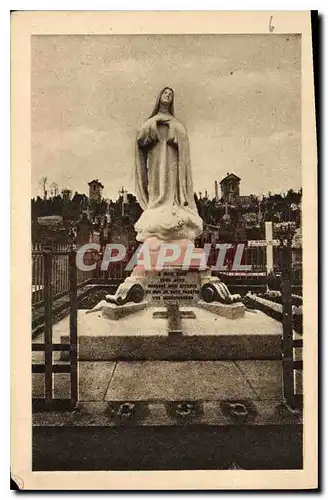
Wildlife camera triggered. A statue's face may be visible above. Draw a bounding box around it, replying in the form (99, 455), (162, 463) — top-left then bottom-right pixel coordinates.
(160, 88), (173, 105)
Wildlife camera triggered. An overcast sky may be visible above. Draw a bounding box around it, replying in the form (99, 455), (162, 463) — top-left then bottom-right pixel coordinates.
(32, 34), (301, 200)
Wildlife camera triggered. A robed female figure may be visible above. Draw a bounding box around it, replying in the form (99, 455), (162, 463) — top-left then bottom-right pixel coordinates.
(134, 87), (203, 242)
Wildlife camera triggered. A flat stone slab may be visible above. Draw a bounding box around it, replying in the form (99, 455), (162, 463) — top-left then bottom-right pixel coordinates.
(196, 300), (245, 319)
(32, 360), (285, 403)
(105, 361), (259, 401)
(76, 307), (283, 336)
(102, 301), (148, 320)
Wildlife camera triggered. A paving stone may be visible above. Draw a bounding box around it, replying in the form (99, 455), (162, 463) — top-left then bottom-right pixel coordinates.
(235, 360), (283, 399)
(78, 362), (116, 401)
(32, 362), (116, 401)
(105, 361), (258, 401)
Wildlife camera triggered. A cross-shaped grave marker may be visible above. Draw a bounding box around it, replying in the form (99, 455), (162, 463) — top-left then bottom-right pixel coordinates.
(153, 302), (196, 336)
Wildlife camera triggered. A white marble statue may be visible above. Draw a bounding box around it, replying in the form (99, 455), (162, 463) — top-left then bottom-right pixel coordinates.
(134, 87), (203, 242)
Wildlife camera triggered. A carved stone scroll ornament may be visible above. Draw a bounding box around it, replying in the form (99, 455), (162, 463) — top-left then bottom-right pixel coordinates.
(200, 281), (241, 304)
(105, 282), (145, 306)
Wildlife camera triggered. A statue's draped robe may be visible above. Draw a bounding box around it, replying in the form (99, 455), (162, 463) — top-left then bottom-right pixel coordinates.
(134, 113), (203, 242)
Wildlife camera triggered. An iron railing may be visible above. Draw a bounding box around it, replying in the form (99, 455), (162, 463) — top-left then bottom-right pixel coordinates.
(31, 240), (302, 411)
(32, 246), (78, 411)
(32, 243), (93, 307)
(279, 242), (303, 409)
(32, 242), (302, 293)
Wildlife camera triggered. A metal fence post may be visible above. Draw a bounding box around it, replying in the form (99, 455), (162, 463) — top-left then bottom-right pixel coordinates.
(69, 246), (78, 408)
(276, 222), (296, 408)
(281, 241), (294, 407)
(43, 246), (53, 405)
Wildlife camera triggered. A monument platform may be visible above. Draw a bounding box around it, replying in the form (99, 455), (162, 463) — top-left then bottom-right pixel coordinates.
(47, 307), (294, 361)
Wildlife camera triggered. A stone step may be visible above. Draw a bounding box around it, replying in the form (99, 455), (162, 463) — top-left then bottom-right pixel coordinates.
(32, 415), (303, 471)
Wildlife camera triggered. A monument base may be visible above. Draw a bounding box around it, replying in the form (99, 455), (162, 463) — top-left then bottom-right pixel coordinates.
(59, 308), (287, 361)
(78, 240), (253, 359)
(100, 263), (243, 317)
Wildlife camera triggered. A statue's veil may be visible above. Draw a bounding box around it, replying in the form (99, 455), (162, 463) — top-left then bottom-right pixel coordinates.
(148, 87), (175, 118)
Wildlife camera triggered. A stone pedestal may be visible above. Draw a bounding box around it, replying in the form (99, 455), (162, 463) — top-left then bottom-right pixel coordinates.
(87, 237), (245, 337)
(100, 265), (244, 321)
(135, 236), (207, 270)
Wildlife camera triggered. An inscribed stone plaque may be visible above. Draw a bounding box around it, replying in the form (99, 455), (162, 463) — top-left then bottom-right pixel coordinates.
(146, 269), (200, 305)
